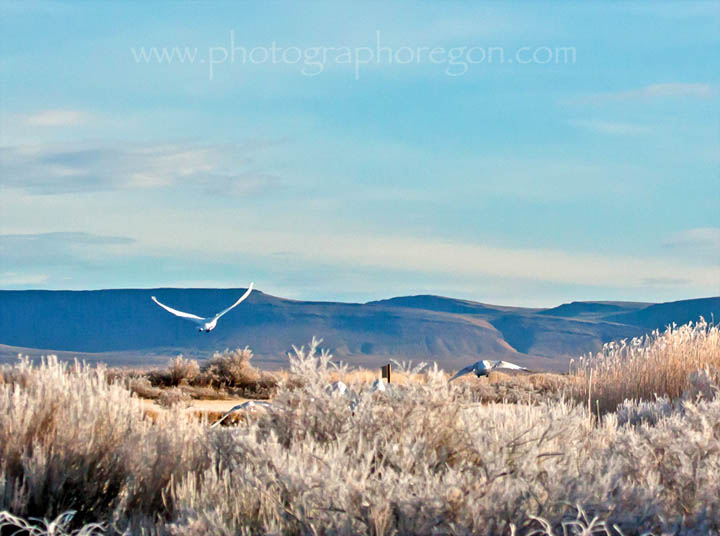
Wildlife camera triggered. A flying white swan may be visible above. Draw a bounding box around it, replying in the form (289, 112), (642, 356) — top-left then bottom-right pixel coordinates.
(210, 400), (271, 428)
(449, 359), (529, 381)
(151, 283), (254, 332)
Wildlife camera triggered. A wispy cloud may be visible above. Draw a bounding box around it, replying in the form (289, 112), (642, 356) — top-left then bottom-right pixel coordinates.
(0, 141), (281, 195)
(597, 83), (716, 101)
(0, 232), (136, 264)
(138, 228), (720, 291)
(0, 232), (141, 289)
(568, 119), (649, 135)
(664, 228), (720, 252)
(0, 272), (49, 287)
(641, 277), (691, 287)
(0, 232), (135, 246)
(567, 83), (717, 106)
(2, 228), (717, 300)
(22, 109), (89, 127)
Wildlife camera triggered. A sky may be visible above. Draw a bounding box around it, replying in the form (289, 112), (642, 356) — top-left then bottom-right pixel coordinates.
(0, 1), (718, 306)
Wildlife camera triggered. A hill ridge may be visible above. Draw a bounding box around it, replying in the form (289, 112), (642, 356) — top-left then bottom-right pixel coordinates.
(1, 289), (717, 372)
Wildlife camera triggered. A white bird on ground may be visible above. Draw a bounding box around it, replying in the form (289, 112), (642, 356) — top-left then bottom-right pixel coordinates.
(370, 378), (386, 392)
(210, 400), (271, 428)
(326, 381), (361, 411)
(449, 360), (529, 381)
(327, 381), (348, 395)
(151, 283), (254, 332)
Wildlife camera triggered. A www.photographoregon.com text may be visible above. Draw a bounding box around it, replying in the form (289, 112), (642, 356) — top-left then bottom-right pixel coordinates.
(131, 30), (577, 80)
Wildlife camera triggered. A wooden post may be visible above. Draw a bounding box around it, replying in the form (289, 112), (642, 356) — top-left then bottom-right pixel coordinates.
(381, 363), (391, 383)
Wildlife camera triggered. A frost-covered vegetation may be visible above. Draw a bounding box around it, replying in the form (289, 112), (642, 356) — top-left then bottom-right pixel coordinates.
(574, 318), (720, 413)
(122, 347), (278, 403)
(1, 323), (719, 535)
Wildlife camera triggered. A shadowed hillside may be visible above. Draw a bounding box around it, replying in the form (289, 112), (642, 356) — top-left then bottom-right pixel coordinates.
(0, 289), (717, 371)
(538, 301), (652, 319)
(607, 297), (720, 329)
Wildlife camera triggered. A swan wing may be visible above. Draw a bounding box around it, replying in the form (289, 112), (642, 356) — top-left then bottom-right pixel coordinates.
(449, 363), (477, 382)
(151, 296), (205, 323)
(213, 282), (254, 320)
(495, 360), (528, 371)
(210, 403), (247, 428)
(210, 401), (271, 428)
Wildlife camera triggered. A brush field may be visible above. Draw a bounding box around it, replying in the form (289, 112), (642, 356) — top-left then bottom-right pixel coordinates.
(1, 321), (719, 535)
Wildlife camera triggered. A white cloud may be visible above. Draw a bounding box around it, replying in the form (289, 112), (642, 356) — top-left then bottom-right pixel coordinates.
(568, 119), (649, 135)
(0, 272), (49, 286)
(2, 226), (717, 299)
(567, 83), (717, 106)
(0, 232), (136, 265)
(137, 227), (720, 291)
(22, 109), (88, 127)
(0, 141), (281, 195)
(599, 83), (716, 101)
(664, 228), (720, 252)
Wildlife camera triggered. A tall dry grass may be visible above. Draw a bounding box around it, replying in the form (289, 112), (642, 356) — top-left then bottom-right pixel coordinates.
(1, 327), (719, 535)
(574, 318), (720, 413)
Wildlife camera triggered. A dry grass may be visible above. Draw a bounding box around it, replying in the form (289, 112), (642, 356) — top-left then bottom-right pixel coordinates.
(264, 366), (427, 388)
(1, 326), (719, 535)
(573, 318), (720, 413)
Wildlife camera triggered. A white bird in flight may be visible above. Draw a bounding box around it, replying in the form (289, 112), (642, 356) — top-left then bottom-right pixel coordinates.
(151, 283), (254, 332)
(449, 360), (529, 381)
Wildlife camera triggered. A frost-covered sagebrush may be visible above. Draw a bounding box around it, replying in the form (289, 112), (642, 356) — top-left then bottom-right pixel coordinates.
(1, 325), (719, 535)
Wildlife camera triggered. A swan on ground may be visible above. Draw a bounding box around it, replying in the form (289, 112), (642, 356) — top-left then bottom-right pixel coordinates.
(449, 360), (529, 381)
(370, 378), (386, 392)
(327, 380), (348, 395)
(151, 283), (253, 332)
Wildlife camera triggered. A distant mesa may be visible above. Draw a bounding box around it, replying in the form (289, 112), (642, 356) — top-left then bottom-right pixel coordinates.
(538, 301), (652, 319)
(0, 288), (717, 372)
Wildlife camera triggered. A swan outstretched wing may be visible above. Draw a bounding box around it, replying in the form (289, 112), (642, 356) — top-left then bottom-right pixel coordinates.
(213, 282), (254, 320)
(449, 363), (477, 382)
(494, 360), (528, 371)
(151, 296), (205, 323)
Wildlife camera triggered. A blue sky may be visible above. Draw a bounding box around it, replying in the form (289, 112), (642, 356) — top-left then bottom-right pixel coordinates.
(0, 1), (718, 305)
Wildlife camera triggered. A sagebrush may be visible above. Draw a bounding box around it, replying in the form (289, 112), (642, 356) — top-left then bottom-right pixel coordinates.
(1, 325), (718, 535)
